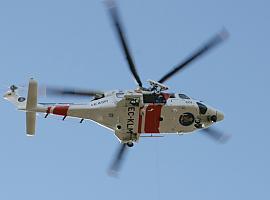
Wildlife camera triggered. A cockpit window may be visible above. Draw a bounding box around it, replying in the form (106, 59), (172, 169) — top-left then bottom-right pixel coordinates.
(196, 102), (207, 114)
(179, 94), (190, 99)
(116, 92), (124, 98)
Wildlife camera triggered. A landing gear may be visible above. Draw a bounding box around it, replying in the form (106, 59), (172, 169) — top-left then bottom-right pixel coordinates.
(194, 123), (203, 129)
(194, 118), (203, 129)
(126, 142), (134, 147)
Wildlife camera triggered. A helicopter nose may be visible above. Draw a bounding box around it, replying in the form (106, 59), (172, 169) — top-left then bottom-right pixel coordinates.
(216, 111), (224, 122)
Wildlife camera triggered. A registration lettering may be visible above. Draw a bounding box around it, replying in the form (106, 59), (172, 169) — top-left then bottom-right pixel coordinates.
(126, 107), (135, 134)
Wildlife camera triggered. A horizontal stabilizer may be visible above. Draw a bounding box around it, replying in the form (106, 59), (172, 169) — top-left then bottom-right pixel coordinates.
(26, 78), (38, 136)
(26, 112), (36, 136)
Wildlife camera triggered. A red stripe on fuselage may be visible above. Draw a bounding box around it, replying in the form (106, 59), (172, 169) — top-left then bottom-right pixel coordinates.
(144, 105), (162, 133)
(53, 106), (69, 116)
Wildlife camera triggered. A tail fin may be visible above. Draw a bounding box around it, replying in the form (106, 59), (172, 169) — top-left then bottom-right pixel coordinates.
(3, 88), (26, 110)
(26, 78), (38, 136)
(3, 79), (39, 136)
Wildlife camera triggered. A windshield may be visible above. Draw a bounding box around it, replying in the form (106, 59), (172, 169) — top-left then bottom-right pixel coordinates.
(196, 102), (207, 114)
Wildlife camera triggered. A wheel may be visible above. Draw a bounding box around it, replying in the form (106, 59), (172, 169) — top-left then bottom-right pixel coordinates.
(126, 142), (134, 147)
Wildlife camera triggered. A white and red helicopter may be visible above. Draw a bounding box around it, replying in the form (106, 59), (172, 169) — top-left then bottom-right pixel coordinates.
(3, 1), (229, 174)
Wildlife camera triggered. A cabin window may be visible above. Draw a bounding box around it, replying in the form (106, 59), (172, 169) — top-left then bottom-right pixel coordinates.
(143, 94), (166, 104)
(92, 94), (104, 101)
(116, 92), (124, 98)
(179, 94), (190, 99)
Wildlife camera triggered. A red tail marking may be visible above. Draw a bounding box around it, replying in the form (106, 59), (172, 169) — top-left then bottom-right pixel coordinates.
(53, 106), (69, 116)
(144, 105), (162, 133)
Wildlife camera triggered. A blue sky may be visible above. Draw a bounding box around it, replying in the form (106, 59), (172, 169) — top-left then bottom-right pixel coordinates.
(0, 0), (269, 199)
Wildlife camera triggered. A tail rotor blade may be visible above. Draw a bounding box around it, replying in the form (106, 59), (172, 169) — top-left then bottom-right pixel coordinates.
(45, 86), (104, 98)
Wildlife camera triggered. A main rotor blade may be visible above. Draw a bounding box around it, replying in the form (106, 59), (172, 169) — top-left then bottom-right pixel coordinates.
(105, 0), (143, 87)
(158, 30), (229, 84)
(202, 127), (230, 144)
(108, 144), (127, 176)
(45, 87), (104, 98)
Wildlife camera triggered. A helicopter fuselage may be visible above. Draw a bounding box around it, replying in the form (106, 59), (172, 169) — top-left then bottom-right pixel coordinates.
(10, 89), (223, 143)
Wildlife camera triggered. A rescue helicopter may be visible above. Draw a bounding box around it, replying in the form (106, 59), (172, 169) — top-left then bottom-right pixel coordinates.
(3, 0), (229, 174)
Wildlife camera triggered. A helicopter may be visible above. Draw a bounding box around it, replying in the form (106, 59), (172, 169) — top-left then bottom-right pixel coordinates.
(3, 0), (229, 174)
